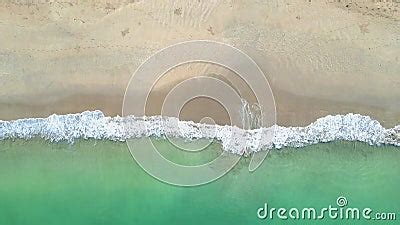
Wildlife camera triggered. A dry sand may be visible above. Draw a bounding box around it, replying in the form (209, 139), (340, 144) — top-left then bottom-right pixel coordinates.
(0, 0), (399, 127)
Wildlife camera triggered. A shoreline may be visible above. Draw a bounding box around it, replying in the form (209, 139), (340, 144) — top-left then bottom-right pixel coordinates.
(1, 88), (399, 128)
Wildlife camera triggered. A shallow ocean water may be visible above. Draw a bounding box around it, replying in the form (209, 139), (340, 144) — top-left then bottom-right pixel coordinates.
(0, 139), (398, 225)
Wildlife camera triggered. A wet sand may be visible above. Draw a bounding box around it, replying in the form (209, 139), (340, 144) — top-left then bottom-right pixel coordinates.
(0, 0), (399, 127)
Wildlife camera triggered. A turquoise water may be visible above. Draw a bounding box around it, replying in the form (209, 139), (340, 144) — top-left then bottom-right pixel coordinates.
(0, 139), (399, 225)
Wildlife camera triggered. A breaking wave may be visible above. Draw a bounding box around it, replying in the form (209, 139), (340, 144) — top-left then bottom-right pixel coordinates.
(0, 110), (398, 155)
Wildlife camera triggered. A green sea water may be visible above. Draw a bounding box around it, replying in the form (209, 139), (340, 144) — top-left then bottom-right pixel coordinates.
(0, 139), (399, 225)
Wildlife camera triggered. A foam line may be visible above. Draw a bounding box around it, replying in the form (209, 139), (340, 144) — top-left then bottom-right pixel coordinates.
(0, 111), (398, 154)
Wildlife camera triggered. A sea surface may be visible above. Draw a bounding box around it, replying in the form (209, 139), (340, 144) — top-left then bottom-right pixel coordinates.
(0, 139), (399, 225)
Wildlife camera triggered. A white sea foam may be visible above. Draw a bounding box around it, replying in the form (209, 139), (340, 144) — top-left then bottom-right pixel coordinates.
(0, 110), (398, 155)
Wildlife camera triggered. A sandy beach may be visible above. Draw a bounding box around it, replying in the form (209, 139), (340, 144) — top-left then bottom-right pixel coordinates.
(0, 0), (399, 127)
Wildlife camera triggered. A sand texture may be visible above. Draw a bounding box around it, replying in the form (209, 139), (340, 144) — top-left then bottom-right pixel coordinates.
(0, 0), (399, 127)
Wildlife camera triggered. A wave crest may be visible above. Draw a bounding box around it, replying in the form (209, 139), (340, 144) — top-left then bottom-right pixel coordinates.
(0, 111), (398, 154)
